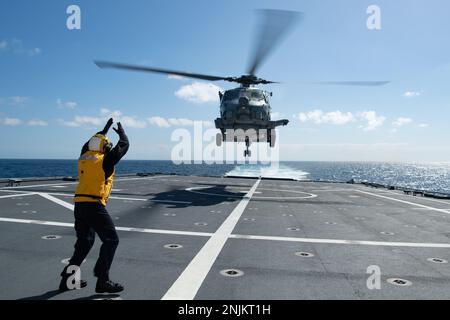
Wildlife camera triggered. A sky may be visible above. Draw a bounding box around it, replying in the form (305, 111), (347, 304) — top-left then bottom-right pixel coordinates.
(1, 0), (450, 161)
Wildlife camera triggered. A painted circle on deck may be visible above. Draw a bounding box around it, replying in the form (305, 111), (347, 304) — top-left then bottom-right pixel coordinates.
(387, 278), (412, 287)
(220, 269), (244, 278)
(185, 186), (317, 200)
(42, 235), (61, 240)
(295, 252), (315, 258)
(427, 258), (448, 264)
(164, 244), (183, 250)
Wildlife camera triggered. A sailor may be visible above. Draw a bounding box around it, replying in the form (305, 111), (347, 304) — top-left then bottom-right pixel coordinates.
(59, 118), (129, 293)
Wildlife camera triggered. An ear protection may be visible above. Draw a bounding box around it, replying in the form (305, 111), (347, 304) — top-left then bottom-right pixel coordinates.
(88, 134), (113, 154)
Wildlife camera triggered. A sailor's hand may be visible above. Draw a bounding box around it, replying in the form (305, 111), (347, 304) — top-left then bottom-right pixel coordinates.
(113, 122), (124, 135)
(100, 118), (114, 134)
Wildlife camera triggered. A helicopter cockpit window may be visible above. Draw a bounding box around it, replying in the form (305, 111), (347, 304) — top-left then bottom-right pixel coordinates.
(223, 90), (240, 101)
(250, 91), (264, 100)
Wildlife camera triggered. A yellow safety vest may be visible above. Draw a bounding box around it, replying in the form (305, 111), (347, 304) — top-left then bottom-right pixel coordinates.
(74, 150), (115, 206)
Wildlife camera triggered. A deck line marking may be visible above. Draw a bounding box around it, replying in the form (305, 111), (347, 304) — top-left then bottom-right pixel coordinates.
(40, 192), (191, 204)
(38, 193), (74, 211)
(2, 215), (450, 248)
(356, 190), (450, 214)
(229, 234), (450, 248)
(0, 193), (36, 199)
(0, 217), (213, 237)
(1, 216), (449, 248)
(0, 217), (74, 228)
(0, 189), (192, 204)
(0, 181), (78, 190)
(0, 175), (172, 190)
(373, 188), (450, 206)
(162, 179), (261, 300)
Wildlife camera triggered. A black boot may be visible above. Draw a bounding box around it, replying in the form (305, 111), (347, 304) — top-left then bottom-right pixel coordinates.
(59, 276), (88, 291)
(95, 279), (124, 293)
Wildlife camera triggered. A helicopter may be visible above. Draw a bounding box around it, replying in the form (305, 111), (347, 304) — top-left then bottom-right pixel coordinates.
(95, 9), (388, 157)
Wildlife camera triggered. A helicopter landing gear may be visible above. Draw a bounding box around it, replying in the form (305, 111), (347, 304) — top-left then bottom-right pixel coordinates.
(244, 136), (251, 157)
(268, 129), (276, 148)
(216, 132), (223, 147)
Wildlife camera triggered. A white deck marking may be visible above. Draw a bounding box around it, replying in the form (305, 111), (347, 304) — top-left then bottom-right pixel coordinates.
(38, 193), (74, 210)
(0, 175), (172, 190)
(47, 192), (191, 204)
(0, 217), (74, 227)
(356, 190), (450, 214)
(162, 179), (261, 300)
(229, 234), (450, 248)
(0, 181), (78, 190)
(1, 216), (450, 248)
(0, 217), (213, 237)
(0, 193), (36, 199)
(374, 188), (450, 206)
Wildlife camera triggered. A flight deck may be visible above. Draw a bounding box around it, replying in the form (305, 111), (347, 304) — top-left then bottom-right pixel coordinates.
(0, 174), (450, 300)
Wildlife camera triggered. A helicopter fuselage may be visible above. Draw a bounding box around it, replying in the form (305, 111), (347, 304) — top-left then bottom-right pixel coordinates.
(214, 87), (289, 132)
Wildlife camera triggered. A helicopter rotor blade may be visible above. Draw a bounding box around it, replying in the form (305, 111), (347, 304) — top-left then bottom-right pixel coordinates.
(94, 60), (232, 82)
(247, 9), (302, 76)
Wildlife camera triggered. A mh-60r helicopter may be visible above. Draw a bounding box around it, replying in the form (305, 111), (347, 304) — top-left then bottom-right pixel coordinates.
(95, 10), (388, 157)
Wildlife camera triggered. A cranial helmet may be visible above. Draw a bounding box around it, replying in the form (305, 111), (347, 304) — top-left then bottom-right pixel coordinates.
(88, 134), (113, 153)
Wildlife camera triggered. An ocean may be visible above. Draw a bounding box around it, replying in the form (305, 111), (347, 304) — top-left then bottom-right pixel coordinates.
(1, 159), (450, 194)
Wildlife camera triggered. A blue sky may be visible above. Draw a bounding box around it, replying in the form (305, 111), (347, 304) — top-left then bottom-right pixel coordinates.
(1, 0), (449, 161)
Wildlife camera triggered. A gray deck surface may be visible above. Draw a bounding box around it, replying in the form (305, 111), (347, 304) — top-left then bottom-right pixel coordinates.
(1, 174), (450, 300)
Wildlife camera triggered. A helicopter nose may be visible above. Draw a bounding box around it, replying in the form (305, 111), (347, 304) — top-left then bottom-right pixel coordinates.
(239, 97), (249, 106)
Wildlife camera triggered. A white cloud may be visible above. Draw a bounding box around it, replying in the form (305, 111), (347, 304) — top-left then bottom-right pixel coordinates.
(28, 119), (48, 126)
(148, 116), (213, 128)
(60, 109), (147, 129)
(418, 123), (430, 128)
(298, 109), (386, 131)
(403, 91), (421, 98)
(10, 96), (28, 105)
(168, 74), (186, 80)
(175, 82), (222, 104)
(271, 112), (288, 120)
(392, 117), (413, 127)
(298, 110), (355, 125)
(57, 98), (77, 109)
(0, 118), (22, 126)
(100, 108), (122, 118)
(168, 118), (194, 126)
(358, 111), (386, 131)
(118, 116), (147, 129)
(148, 116), (170, 128)
(0, 39), (42, 56)
(0, 96), (29, 106)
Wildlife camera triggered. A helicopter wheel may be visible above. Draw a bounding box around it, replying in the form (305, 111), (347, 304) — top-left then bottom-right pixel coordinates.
(216, 133), (223, 147)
